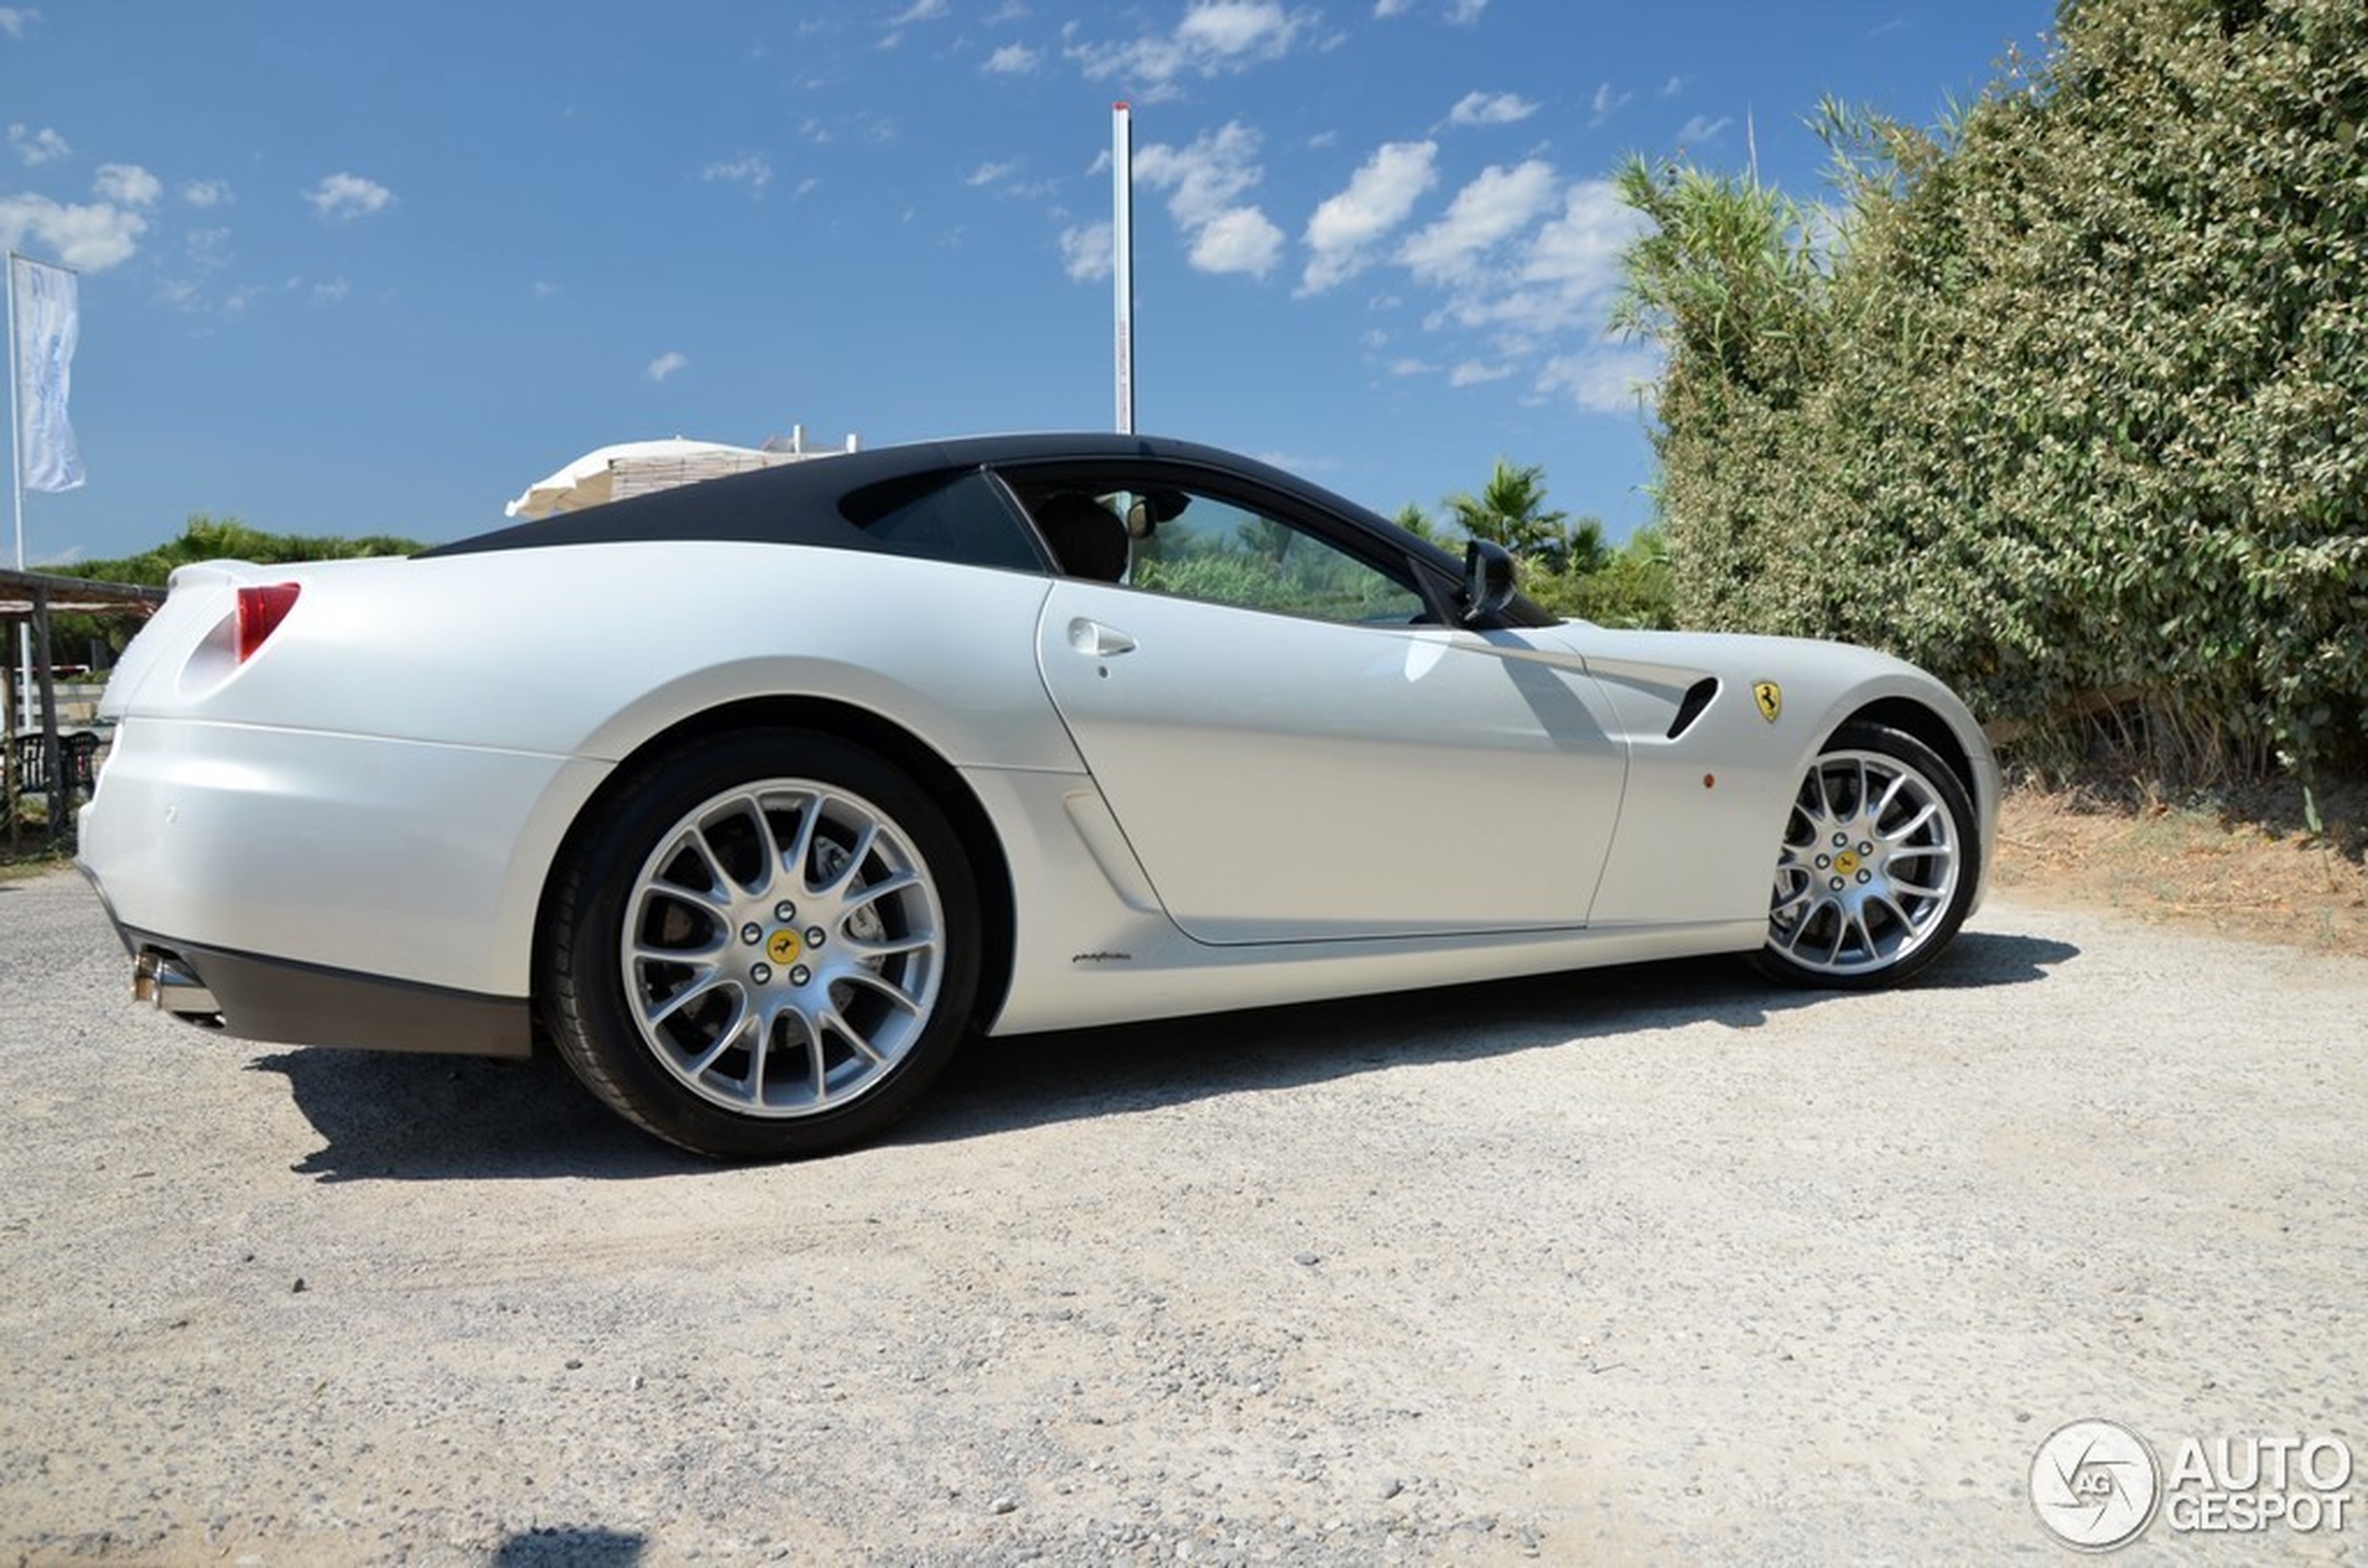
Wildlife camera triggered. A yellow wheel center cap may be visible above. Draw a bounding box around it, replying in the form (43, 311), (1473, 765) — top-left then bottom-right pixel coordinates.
(766, 929), (805, 965)
(1834, 849), (1862, 877)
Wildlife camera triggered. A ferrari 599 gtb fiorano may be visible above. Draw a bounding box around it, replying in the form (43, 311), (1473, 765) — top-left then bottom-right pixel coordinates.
(79, 433), (1999, 1158)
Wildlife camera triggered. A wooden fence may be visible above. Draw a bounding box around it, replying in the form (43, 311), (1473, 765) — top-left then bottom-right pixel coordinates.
(2, 569), (163, 853)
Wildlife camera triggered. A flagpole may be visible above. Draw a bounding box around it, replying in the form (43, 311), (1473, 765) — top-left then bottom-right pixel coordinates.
(8, 251), (22, 571)
(1112, 102), (1136, 435)
(8, 251), (85, 736)
(8, 251), (29, 735)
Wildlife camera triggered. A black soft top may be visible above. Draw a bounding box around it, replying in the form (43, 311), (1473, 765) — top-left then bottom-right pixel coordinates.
(419, 430), (1548, 620)
(423, 433), (1432, 564)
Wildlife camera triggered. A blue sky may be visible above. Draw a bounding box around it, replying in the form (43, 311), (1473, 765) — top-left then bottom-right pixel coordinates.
(4, 1), (2051, 566)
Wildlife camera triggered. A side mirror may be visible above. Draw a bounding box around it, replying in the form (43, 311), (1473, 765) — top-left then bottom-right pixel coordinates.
(1462, 539), (1517, 625)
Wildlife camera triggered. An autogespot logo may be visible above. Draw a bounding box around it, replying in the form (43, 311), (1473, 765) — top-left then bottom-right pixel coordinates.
(2031, 1419), (2161, 1551)
(2030, 1420), (2358, 1549)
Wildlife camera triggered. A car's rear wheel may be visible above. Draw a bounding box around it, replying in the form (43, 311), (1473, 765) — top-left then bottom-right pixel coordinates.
(539, 731), (980, 1159)
(1755, 721), (1976, 989)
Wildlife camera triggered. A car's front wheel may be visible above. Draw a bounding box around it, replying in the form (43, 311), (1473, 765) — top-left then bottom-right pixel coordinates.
(539, 731), (981, 1159)
(1755, 721), (1976, 989)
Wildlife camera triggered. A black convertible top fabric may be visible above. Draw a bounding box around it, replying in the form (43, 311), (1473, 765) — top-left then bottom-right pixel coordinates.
(416, 431), (1538, 618)
(424, 434), (1192, 559)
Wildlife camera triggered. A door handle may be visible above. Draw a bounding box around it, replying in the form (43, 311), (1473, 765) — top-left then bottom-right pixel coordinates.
(1067, 617), (1137, 657)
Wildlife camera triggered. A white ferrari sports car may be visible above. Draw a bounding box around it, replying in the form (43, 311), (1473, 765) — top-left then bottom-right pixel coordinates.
(79, 433), (1999, 1159)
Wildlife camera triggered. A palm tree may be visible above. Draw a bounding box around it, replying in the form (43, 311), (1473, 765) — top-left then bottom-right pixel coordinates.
(1443, 459), (1604, 573)
(1392, 502), (1443, 544)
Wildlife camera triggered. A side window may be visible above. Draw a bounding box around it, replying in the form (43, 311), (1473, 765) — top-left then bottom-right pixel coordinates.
(1120, 487), (1427, 625)
(838, 469), (1047, 573)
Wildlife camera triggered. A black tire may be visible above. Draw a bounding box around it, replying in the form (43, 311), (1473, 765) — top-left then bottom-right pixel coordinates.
(538, 729), (981, 1159)
(1753, 721), (1978, 990)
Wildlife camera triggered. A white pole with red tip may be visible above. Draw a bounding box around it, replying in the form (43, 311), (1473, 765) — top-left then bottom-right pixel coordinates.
(1112, 101), (1136, 435)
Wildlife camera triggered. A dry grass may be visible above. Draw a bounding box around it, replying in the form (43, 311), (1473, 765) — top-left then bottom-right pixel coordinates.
(0, 840), (73, 884)
(1995, 774), (2368, 956)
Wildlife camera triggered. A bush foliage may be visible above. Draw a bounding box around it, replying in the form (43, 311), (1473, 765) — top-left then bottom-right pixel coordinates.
(1616, 0), (2368, 780)
(51, 515), (424, 661)
(1402, 462), (1677, 630)
(62, 514), (425, 588)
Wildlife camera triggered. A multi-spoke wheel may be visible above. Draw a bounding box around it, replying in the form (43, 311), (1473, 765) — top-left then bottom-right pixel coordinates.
(1755, 722), (1977, 989)
(540, 731), (980, 1159)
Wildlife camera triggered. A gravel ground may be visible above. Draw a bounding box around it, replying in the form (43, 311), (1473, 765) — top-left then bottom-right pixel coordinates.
(3, 862), (2363, 1564)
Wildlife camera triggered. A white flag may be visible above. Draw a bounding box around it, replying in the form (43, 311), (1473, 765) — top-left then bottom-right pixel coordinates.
(11, 254), (86, 493)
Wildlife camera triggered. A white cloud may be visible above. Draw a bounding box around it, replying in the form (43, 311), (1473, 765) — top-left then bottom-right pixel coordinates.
(967, 159), (1019, 187)
(1177, 0), (1294, 56)
(1520, 177), (1638, 296)
(1448, 359), (1513, 387)
(1448, 90), (1535, 129)
(93, 163), (162, 207)
(1676, 114), (1734, 145)
(1300, 139), (1437, 296)
(0, 191), (147, 270)
(1068, 2), (1310, 94)
(1536, 341), (1659, 412)
(1189, 205), (1284, 277)
(983, 42), (1039, 74)
(309, 278), (351, 307)
(184, 226), (232, 269)
(1659, 75), (1688, 98)
(1136, 121), (1260, 227)
(1422, 175), (1641, 340)
(1589, 82), (1634, 128)
(7, 122), (67, 165)
(1060, 220), (1112, 282)
(879, 0), (946, 42)
(1372, 0), (1414, 14)
(1135, 122), (1281, 280)
(1397, 158), (1556, 284)
(646, 351), (688, 382)
(181, 178), (233, 208)
(1370, 170), (1648, 408)
(0, 7), (37, 40)
(703, 155), (773, 188)
(163, 272), (265, 321)
(1447, 0), (1488, 21)
(305, 172), (395, 220)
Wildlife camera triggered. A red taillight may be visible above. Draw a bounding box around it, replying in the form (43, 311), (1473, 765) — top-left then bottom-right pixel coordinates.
(235, 583), (301, 663)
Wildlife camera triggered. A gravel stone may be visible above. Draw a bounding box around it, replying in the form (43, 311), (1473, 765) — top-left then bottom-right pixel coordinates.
(2, 864), (2362, 1561)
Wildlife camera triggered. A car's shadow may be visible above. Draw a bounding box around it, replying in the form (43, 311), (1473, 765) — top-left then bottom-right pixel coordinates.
(258, 929), (2076, 1182)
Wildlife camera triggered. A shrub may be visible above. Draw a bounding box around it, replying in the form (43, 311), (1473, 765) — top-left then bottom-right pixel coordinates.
(1618, 0), (2368, 781)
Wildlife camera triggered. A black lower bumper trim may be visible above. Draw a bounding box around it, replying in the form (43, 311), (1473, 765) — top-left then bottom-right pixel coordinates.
(116, 926), (533, 1059)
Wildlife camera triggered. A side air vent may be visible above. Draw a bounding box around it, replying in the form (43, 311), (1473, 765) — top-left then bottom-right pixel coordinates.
(1667, 677), (1719, 739)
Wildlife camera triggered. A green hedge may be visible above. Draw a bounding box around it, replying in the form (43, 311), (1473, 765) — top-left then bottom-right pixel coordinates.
(1618, 0), (2368, 779)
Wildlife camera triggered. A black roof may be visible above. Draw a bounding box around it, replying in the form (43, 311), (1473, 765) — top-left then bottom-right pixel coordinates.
(417, 430), (1556, 623)
(424, 432), (1435, 564)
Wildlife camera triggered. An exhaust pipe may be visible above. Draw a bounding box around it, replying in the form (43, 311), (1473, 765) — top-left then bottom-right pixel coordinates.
(134, 947), (224, 1027)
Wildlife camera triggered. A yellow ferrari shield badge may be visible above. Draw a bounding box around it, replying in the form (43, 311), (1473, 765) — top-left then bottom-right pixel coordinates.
(1753, 681), (1783, 724)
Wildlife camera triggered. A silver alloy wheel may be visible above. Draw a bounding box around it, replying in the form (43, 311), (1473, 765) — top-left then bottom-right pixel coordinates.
(620, 778), (944, 1118)
(1767, 747), (1962, 978)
